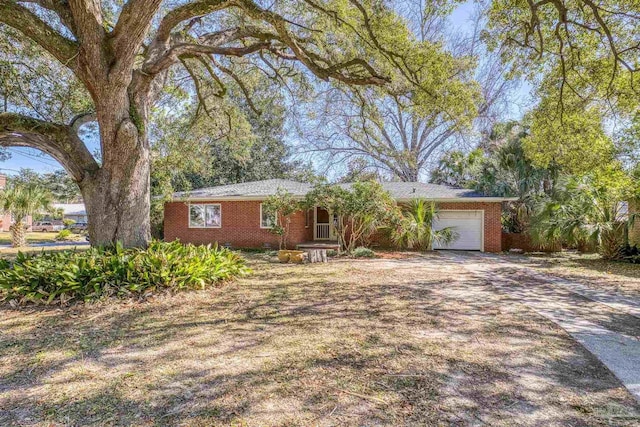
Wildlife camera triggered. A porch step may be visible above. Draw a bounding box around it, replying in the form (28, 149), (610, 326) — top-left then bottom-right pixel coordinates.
(296, 242), (340, 250)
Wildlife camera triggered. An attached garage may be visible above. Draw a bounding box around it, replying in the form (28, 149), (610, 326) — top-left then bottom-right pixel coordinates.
(432, 210), (483, 251)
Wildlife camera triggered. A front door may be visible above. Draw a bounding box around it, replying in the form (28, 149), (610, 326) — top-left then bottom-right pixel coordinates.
(314, 207), (331, 240)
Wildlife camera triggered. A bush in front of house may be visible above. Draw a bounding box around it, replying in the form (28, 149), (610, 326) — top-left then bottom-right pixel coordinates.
(617, 244), (640, 264)
(0, 240), (250, 305)
(352, 247), (375, 258)
(304, 181), (399, 253)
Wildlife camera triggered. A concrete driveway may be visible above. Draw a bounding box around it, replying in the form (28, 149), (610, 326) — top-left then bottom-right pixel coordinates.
(441, 251), (640, 403)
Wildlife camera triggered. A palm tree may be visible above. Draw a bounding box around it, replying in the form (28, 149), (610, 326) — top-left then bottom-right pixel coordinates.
(0, 184), (53, 247)
(529, 176), (633, 259)
(392, 199), (458, 251)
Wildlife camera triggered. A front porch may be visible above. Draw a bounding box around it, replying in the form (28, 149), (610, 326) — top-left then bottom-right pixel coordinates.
(311, 206), (337, 241)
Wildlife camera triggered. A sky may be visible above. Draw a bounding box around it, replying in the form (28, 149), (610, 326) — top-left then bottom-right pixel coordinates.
(0, 0), (532, 177)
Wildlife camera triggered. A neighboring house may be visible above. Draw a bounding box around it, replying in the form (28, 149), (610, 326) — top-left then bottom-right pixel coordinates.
(52, 203), (88, 223)
(164, 179), (514, 252)
(0, 174), (33, 232)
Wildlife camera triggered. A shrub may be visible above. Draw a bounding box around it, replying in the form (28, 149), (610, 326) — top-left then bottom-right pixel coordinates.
(55, 229), (73, 241)
(263, 189), (301, 250)
(352, 247), (375, 258)
(304, 181), (398, 253)
(618, 244), (640, 264)
(391, 199), (458, 251)
(0, 240), (250, 305)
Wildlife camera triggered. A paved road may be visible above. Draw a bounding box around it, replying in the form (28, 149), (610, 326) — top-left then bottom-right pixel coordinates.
(442, 251), (640, 403)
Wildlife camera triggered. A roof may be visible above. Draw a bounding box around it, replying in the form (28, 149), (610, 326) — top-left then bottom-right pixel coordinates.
(172, 179), (313, 200)
(376, 182), (490, 201)
(52, 203), (86, 216)
(171, 179), (515, 202)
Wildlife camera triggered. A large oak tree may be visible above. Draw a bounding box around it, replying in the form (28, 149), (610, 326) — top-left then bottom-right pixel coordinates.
(0, 0), (422, 247)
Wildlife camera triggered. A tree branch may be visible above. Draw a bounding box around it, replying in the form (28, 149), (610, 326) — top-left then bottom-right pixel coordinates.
(0, 0), (79, 68)
(154, 0), (235, 46)
(18, 0), (77, 33)
(110, 0), (163, 75)
(67, 0), (107, 68)
(235, 0), (389, 86)
(0, 112), (99, 181)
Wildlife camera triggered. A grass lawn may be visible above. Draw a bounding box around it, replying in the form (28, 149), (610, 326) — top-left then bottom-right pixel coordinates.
(507, 251), (640, 299)
(0, 243), (89, 258)
(1, 252), (638, 426)
(0, 231), (60, 245)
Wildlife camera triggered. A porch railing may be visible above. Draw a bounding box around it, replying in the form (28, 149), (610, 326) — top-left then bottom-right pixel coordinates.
(316, 223), (330, 240)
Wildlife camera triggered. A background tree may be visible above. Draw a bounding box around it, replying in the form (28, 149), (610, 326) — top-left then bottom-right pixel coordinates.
(486, 0), (640, 195)
(430, 148), (484, 188)
(431, 121), (560, 232)
(8, 168), (82, 203)
(303, 1), (515, 181)
(486, 0), (639, 115)
(155, 85), (315, 194)
(0, 0), (429, 247)
(0, 183), (52, 247)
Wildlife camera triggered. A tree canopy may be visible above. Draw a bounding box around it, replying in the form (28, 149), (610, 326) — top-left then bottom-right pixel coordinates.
(0, 0), (445, 247)
(303, 1), (515, 181)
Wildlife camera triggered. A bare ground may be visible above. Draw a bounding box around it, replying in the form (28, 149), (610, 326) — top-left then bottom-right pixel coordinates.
(1, 252), (639, 426)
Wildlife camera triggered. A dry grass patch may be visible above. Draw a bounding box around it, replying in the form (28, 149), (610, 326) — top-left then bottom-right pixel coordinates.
(507, 252), (640, 299)
(0, 252), (638, 426)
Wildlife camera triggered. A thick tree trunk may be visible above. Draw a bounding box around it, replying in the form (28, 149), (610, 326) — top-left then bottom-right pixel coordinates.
(80, 146), (151, 247)
(79, 100), (151, 248)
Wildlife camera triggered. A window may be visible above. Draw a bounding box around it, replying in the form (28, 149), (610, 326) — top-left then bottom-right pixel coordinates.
(260, 203), (277, 228)
(189, 204), (221, 228)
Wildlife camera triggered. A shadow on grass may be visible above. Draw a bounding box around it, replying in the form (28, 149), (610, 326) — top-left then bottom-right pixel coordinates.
(1, 255), (638, 426)
(510, 252), (640, 281)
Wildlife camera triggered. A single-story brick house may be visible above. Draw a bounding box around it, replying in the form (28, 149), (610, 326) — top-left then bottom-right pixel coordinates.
(164, 179), (514, 252)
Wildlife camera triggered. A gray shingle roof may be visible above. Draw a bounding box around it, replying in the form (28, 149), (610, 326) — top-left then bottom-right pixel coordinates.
(172, 179), (312, 199)
(172, 179), (510, 201)
(377, 182), (486, 200)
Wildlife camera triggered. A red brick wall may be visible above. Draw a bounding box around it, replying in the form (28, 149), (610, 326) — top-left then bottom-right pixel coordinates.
(437, 202), (503, 252)
(502, 232), (561, 253)
(164, 201), (313, 249)
(164, 200), (502, 252)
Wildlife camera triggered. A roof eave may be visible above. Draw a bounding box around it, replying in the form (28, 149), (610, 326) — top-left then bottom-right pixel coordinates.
(170, 195), (518, 203)
(395, 197), (518, 203)
(169, 195), (307, 202)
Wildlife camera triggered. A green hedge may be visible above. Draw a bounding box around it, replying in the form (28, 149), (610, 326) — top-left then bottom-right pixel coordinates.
(0, 241), (250, 305)
(352, 247), (376, 258)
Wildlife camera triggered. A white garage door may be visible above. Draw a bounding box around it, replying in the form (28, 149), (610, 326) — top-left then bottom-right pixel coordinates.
(432, 210), (483, 251)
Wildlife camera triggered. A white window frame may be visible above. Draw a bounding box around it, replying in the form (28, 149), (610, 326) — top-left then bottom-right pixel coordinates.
(260, 203), (278, 229)
(188, 203), (222, 228)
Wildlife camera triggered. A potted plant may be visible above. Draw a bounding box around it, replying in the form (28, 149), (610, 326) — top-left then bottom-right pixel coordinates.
(263, 189), (304, 263)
